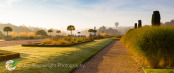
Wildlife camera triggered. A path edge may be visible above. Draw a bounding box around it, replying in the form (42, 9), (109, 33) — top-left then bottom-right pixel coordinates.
(70, 39), (116, 73)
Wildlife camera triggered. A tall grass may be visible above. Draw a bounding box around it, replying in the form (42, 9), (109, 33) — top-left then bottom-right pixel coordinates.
(122, 26), (174, 68)
(41, 37), (92, 45)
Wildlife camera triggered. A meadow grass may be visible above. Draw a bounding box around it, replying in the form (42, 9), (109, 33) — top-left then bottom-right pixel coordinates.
(0, 38), (113, 73)
(122, 26), (174, 68)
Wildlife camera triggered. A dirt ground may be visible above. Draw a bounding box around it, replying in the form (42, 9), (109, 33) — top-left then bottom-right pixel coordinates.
(72, 40), (144, 73)
(0, 39), (47, 47)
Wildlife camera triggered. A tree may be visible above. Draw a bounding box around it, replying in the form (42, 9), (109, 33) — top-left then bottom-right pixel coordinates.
(77, 32), (81, 34)
(77, 32), (81, 37)
(3, 26), (12, 36)
(56, 30), (61, 36)
(67, 25), (75, 36)
(88, 29), (94, 36)
(134, 23), (137, 28)
(97, 26), (106, 34)
(92, 30), (97, 36)
(138, 20), (142, 27)
(152, 11), (161, 26)
(104, 27), (119, 35)
(48, 29), (53, 36)
(35, 30), (48, 36)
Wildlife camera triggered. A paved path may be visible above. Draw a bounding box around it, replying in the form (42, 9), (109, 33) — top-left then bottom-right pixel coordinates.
(73, 40), (144, 73)
(0, 39), (47, 47)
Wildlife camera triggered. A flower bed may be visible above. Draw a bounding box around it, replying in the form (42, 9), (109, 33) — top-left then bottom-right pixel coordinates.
(0, 52), (20, 61)
(22, 40), (94, 47)
(22, 36), (94, 47)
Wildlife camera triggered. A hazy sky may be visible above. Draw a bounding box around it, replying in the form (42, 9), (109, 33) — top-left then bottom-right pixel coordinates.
(0, 0), (174, 30)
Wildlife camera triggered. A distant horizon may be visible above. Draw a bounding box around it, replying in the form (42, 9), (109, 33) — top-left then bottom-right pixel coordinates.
(0, 22), (132, 31)
(0, 0), (174, 30)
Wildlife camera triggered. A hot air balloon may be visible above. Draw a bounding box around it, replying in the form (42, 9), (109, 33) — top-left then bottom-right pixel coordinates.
(115, 22), (119, 27)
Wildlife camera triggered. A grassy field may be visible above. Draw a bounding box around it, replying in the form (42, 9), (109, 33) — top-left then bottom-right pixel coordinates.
(0, 38), (113, 73)
(145, 69), (174, 73)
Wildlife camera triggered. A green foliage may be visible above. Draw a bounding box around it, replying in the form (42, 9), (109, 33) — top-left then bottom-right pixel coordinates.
(48, 29), (53, 33)
(3, 26), (12, 32)
(88, 29), (93, 32)
(152, 11), (161, 26)
(56, 30), (61, 34)
(145, 69), (174, 73)
(88, 29), (94, 36)
(35, 30), (48, 37)
(122, 26), (174, 68)
(67, 25), (75, 31)
(41, 37), (92, 45)
(0, 52), (20, 61)
(48, 29), (53, 36)
(75, 38), (84, 43)
(77, 32), (81, 34)
(91, 36), (104, 39)
(3, 26), (12, 36)
(67, 25), (75, 35)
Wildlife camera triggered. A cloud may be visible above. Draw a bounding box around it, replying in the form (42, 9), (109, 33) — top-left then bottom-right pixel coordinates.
(1, 0), (174, 29)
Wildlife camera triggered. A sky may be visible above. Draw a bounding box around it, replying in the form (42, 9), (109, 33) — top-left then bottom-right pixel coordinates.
(0, 0), (174, 31)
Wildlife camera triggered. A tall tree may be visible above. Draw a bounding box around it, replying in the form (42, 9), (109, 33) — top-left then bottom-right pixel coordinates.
(88, 29), (94, 36)
(48, 29), (53, 36)
(93, 30), (97, 36)
(152, 11), (161, 26)
(97, 26), (106, 34)
(134, 23), (137, 28)
(138, 20), (142, 27)
(56, 30), (61, 36)
(93, 27), (97, 36)
(3, 26), (12, 36)
(77, 32), (81, 35)
(77, 32), (81, 37)
(67, 25), (75, 36)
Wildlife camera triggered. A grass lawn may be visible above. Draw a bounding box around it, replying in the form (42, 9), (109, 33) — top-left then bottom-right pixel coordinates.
(0, 38), (113, 73)
(111, 37), (120, 40)
(145, 69), (174, 73)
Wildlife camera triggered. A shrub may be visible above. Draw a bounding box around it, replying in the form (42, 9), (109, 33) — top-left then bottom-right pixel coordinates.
(40, 36), (93, 46)
(35, 30), (48, 37)
(122, 26), (174, 68)
(41, 40), (51, 44)
(41, 39), (72, 45)
(92, 36), (104, 39)
(56, 39), (72, 45)
(84, 37), (91, 41)
(19, 32), (27, 37)
(75, 38), (84, 43)
(27, 32), (35, 39)
(0, 52), (20, 61)
(50, 39), (72, 45)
